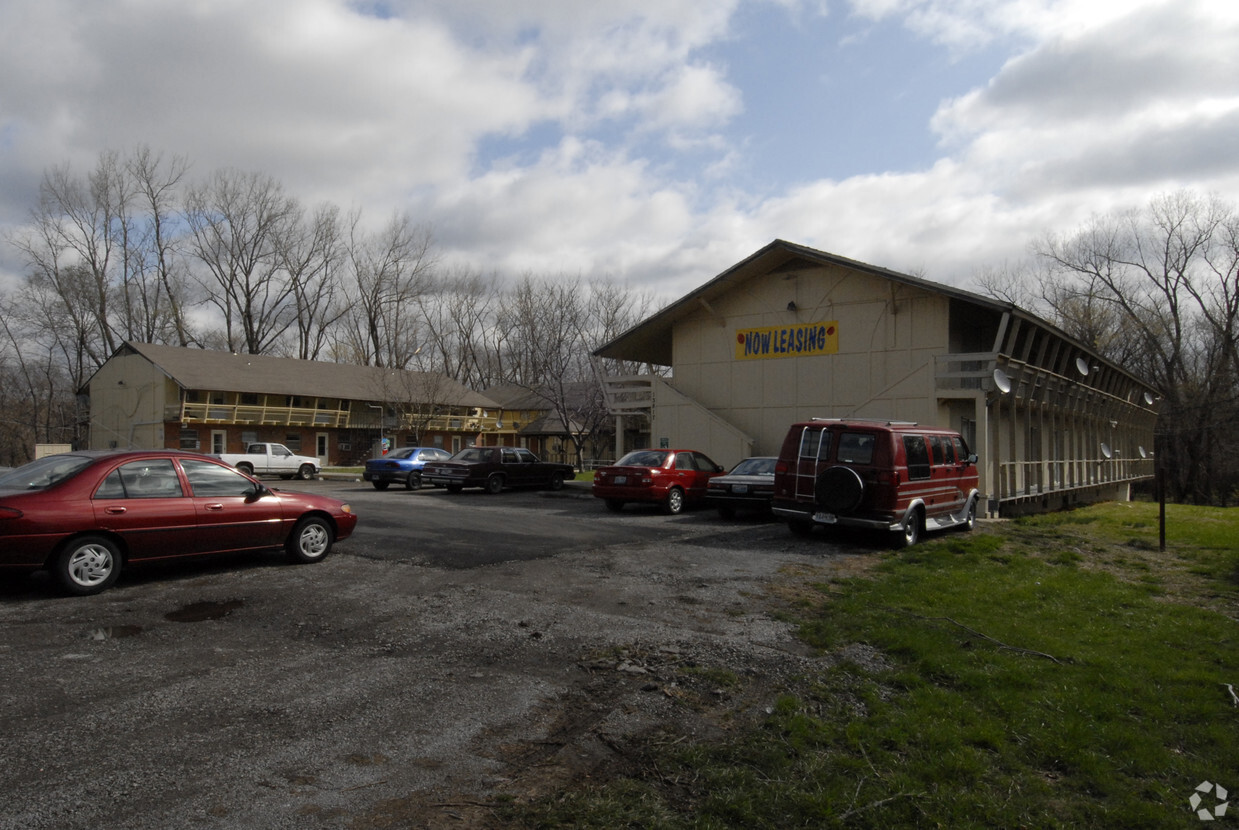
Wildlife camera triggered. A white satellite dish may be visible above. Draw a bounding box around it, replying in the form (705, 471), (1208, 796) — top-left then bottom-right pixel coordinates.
(1143, 391), (1155, 405)
(1100, 442), (1113, 459)
(993, 368), (1013, 394)
(1138, 446), (1147, 459)
(1076, 356), (1091, 376)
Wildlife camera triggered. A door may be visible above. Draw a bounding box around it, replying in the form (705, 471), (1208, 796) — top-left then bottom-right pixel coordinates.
(179, 458), (286, 553)
(316, 433), (329, 469)
(211, 431), (227, 455)
(91, 459), (198, 562)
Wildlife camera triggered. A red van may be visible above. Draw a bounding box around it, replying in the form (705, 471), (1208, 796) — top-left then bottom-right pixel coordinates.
(771, 419), (979, 546)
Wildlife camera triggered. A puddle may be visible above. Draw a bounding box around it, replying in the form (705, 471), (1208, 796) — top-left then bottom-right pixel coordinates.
(86, 625), (144, 641)
(164, 599), (245, 623)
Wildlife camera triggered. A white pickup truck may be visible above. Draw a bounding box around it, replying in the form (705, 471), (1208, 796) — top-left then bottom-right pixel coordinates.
(216, 442), (319, 480)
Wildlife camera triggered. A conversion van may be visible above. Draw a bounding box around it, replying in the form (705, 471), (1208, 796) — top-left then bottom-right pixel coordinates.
(771, 419), (979, 546)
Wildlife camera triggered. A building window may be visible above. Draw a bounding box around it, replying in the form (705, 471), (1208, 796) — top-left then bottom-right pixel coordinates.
(285, 434), (302, 451)
(242, 430), (259, 444)
(179, 429), (200, 450)
(240, 393), (259, 405)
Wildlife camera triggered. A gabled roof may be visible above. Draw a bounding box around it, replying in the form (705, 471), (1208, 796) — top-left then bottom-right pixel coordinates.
(483, 381), (600, 411)
(96, 342), (500, 409)
(593, 239), (1013, 365)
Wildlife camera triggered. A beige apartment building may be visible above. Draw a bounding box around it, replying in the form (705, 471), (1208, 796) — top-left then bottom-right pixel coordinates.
(85, 342), (503, 467)
(594, 240), (1160, 516)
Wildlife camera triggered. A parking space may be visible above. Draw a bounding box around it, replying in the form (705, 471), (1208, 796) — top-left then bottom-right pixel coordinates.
(0, 477), (833, 830)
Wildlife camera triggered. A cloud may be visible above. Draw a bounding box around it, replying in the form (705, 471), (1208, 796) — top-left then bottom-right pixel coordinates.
(1, 0), (1237, 307)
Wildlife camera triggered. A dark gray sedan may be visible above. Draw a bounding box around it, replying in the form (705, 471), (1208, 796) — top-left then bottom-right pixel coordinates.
(705, 456), (777, 518)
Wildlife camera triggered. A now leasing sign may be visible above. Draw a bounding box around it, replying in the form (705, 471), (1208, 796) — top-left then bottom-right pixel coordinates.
(735, 321), (839, 360)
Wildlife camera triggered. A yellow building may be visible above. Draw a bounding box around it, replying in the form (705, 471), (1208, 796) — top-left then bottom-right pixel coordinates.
(84, 342), (502, 466)
(594, 240), (1159, 516)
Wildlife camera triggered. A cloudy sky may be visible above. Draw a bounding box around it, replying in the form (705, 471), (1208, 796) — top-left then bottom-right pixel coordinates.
(1, 0), (1237, 301)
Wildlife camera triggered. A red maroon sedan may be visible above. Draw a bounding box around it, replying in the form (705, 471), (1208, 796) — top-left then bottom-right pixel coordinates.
(0, 449), (357, 595)
(592, 449), (725, 514)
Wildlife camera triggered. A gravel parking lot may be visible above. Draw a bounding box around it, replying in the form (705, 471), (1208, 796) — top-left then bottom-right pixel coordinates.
(0, 480), (874, 829)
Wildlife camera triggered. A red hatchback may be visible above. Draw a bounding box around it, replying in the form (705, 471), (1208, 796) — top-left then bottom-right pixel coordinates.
(592, 449), (725, 514)
(0, 450), (357, 595)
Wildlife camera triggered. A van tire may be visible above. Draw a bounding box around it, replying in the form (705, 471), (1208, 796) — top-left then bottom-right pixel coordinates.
(815, 466), (865, 514)
(893, 508), (923, 548)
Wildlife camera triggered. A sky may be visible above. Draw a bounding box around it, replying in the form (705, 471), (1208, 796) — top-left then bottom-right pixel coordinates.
(1, 0), (1237, 303)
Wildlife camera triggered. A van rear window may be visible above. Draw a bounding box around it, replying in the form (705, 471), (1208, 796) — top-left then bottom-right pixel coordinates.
(837, 433), (876, 464)
(799, 428), (831, 461)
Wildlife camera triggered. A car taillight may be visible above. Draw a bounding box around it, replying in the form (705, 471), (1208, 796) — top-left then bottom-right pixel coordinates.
(775, 460), (789, 474)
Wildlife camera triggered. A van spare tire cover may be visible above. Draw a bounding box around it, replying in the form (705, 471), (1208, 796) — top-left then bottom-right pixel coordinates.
(815, 466), (865, 513)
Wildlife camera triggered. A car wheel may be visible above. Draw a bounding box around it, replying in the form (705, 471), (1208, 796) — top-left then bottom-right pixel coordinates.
(485, 474), (504, 495)
(55, 535), (122, 596)
(605, 499), (625, 513)
(663, 487), (685, 515)
(446, 483), (463, 494)
(406, 472), (421, 490)
(717, 506), (736, 520)
(297, 464), (315, 481)
(286, 516), (333, 563)
(962, 497), (978, 531)
(372, 481), (390, 491)
(548, 472), (565, 491)
(237, 463), (254, 476)
(893, 509), (923, 548)
(788, 519), (814, 537)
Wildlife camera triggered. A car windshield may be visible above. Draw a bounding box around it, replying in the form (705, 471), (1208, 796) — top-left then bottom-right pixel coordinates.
(616, 450), (670, 468)
(730, 457), (776, 476)
(0, 454), (94, 490)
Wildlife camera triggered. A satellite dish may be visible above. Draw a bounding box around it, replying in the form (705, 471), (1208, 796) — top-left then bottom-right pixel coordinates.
(1138, 446), (1147, 459)
(496, 420), (505, 429)
(1075, 357), (1091, 376)
(1100, 442), (1112, 459)
(993, 368), (1012, 394)
(1143, 391), (1155, 405)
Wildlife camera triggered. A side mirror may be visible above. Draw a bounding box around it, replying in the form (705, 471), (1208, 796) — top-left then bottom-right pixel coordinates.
(716, 465), (725, 473)
(967, 454), (978, 465)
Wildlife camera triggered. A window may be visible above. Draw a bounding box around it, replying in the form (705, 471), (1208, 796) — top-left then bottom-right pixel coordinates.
(928, 435), (949, 465)
(799, 428), (830, 461)
(181, 458), (260, 498)
(179, 429), (200, 450)
(951, 436), (971, 462)
(240, 393), (259, 405)
(516, 448), (537, 463)
(903, 436), (931, 480)
(837, 433), (875, 465)
(284, 434), (302, 451)
(115, 460), (184, 498)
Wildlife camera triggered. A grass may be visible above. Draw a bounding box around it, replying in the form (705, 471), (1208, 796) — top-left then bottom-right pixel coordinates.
(508, 502), (1239, 828)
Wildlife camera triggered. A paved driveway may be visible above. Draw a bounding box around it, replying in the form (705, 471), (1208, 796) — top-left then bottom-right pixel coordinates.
(0, 477), (857, 830)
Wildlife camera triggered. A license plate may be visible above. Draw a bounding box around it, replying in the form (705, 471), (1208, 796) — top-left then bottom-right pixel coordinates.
(613, 475), (627, 484)
(812, 512), (837, 524)
(732, 484), (748, 494)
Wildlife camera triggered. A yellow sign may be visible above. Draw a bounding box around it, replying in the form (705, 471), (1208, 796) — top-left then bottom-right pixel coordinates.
(735, 321), (838, 360)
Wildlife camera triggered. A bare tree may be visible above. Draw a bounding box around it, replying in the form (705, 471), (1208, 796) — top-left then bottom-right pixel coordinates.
(417, 267), (504, 385)
(277, 202), (349, 360)
(340, 213), (436, 367)
(1033, 190), (1239, 504)
(185, 169), (301, 354)
(124, 146), (194, 346)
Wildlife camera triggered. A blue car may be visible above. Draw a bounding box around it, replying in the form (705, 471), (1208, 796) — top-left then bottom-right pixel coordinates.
(363, 446), (453, 490)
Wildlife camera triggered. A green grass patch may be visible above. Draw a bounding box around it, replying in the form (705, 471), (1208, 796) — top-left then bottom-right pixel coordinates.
(510, 503), (1239, 828)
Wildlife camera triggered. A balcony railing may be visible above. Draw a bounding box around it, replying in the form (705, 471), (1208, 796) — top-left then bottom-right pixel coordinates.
(169, 403), (500, 433)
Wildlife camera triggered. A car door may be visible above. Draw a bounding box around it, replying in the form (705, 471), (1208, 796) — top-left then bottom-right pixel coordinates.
(180, 458), (286, 553)
(91, 459), (198, 562)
